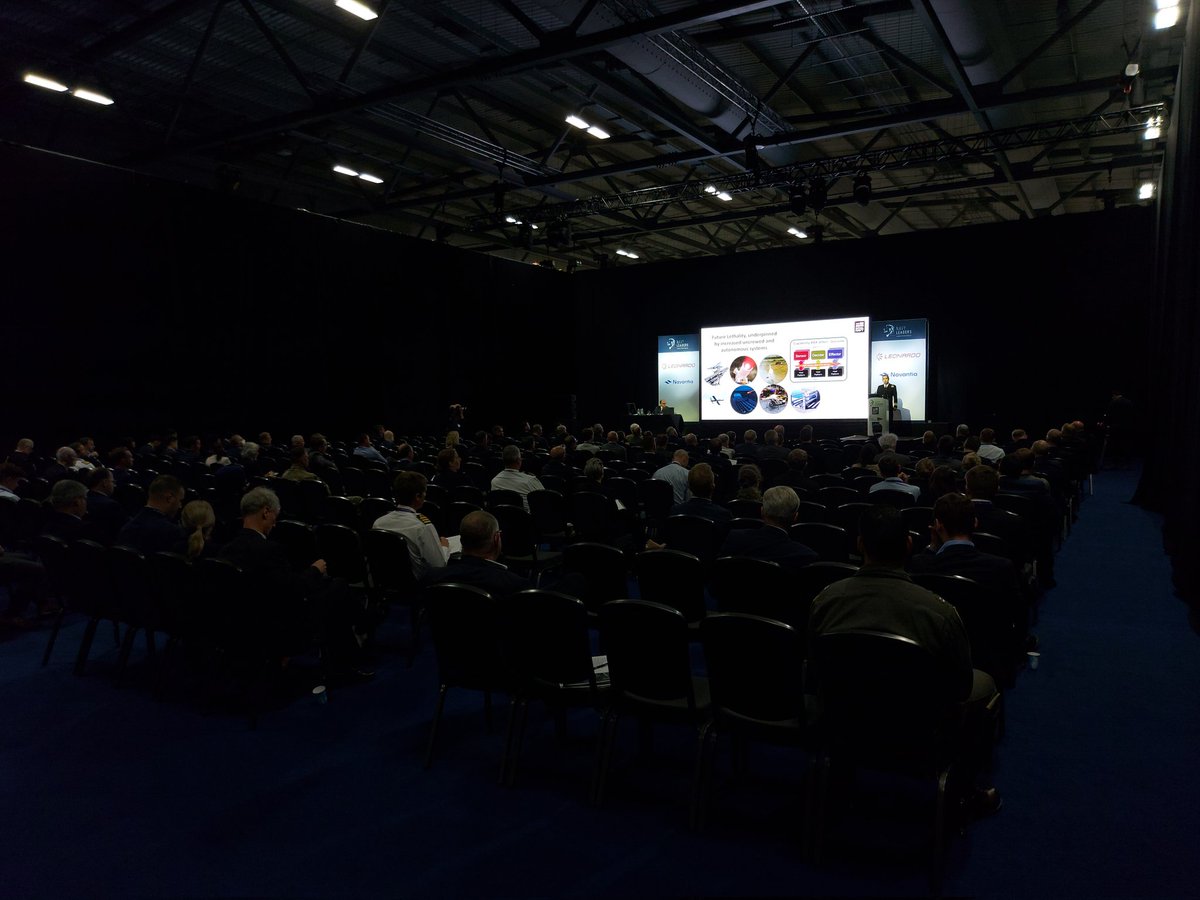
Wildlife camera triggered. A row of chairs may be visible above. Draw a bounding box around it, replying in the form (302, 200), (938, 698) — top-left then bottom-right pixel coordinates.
(424, 585), (978, 893)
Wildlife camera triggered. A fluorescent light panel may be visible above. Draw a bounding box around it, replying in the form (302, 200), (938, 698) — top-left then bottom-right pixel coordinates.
(357, 172), (384, 183)
(586, 125), (610, 139)
(565, 114), (590, 129)
(716, 191), (733, 202)
(1139, 182), (1155, 199)
(335, 0), (378, 20)
(72, 88), (114, 105)
(787, 227), (807, 239)
(1154, 6), (1179, 28)
(332, 165), (359, 177)
(24, 73), (68, 92)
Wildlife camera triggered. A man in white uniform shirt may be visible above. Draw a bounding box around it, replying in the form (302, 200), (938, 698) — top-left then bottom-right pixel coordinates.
(652, 449), (691, 505)
(373, 471), (448, 580)
(489, 445), (544, 511)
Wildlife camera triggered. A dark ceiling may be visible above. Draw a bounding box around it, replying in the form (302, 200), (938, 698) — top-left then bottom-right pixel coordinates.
(0, 0), (1187, 269)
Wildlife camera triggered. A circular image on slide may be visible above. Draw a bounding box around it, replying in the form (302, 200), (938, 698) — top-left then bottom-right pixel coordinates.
(760, 385), (788, 414)
(730, 386), (757, 415)
(762, 355), (788, 384)
(729, 356), (758, 384)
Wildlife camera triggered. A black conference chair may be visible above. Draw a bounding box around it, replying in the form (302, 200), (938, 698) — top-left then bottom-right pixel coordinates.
(363, 529), (423, 665)
(358, 496), (397, 532)
(560, 542), (629, 621)
(593, 599), (712, 811)
(659, 514), (723, 565)
(315, 523), (367, 585)
(633, 549), (707, 626)
(527, 489), (569, 546)
(709, 556), (807, 629)
(442, 501), (481, 538)
(794, 561), (859, 604)
(790, 522), (850, 564)
(695, 613), (811, 831)
(493, 504), (562, 585)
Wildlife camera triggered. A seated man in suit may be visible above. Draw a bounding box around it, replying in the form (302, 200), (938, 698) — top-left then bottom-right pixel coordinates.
(670, 463), (732, 524)
(281, 447), (329, 495)
(718, 486), (816, 573)
(908, 492), (1025, 643)
(116, 474), (186, 555)
(423, 510), (530, 599)
(877, 432), (911, 467)
(42, 478), (88, 542)
(221, 487), (371, 677)
(809, 504), (1001, 815)
(85, 467), (128, 545)
(756, 428), (790, 462)
(869, 453), (922, 500)
(734, 430), (759, 459)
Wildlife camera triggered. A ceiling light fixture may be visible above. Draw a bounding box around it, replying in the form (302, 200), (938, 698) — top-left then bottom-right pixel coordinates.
(332, 164), (359, 177)
(852, 171), (872, 206)
(1144, 116), (1162, 140)
(1139, 182), (1155, 200)
(357, 172), (384, 183)
(23, 73), (68, 92)
(704, 184), (718, 194)
(787, 227), (807, 239)
(565, 114), (590, 129)
(335, 0), (378, 21)
(616, 248), (639, 258)
(1153, 0), (1179, 29)
(72, 88), (114, 105)
(716, 191), (733, 202)
(586, 125), (610, 140)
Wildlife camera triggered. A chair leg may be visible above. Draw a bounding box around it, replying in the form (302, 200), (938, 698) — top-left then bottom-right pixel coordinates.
(111, 620), (121, 646)
(503, 699), (530, 788)
(931, 768), (950, 897)
(114, 625), (139, 684)
(689, 721), (714, 832)
(74, 617), (101, 676)
(591, 710), (618, 807)
(424, 685), (448, 770)
(41, 609), (66, 667)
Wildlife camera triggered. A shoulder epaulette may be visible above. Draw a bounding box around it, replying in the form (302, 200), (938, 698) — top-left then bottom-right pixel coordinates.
(417, 514), (432, 525)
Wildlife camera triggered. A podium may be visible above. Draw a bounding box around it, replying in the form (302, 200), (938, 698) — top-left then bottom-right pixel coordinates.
(867, 396), (891, 436)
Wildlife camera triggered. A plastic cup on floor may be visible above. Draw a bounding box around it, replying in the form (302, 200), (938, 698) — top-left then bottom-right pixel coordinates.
(312, 684), (328, 704)
(1026, 651), (1041, 670)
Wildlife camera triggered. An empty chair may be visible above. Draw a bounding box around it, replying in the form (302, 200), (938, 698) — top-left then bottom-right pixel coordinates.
(816, 486), (859, 510)
(790, 522), (850, 564)
(500, 589), (608, 787)
(726, 499), (762, 520)
(295, 479), (329, 523)
(831, 502), (873, 556)
(852, 475), (883, 493)
(363, 529), (424, 665)
(108, 545), (162, 680)
(492, 504), (561, 585)
(315, 523), (366, 585)
(568, 490), (624, 544)
(64, 539), (121, 675)
(340, 467), (366, 497)
(901, 506), (934, 535)
(593, 599), (712, 809)
(709, 556), (808, 629)
(794, 561), (859, 604)
(527, 489), (569, 546)
(633, 549), (706, 625)
(442, 501), (482, 538)
(911, 572), (1017, 687)
(363, 468), (392, 499)
(33, 534), (71, 666)
(113, 482), (147, 517)
(423, 583), (511, 770)
(560, 542), (629, 620)
(359, 496), (397, 531)
(267, 478), (302, 520)
(695, 613), (810, 830)
(320, 494), (358, 528)
(604, 476), (640, 514)
(868, 487), (916, 508)
(487, 488), (524, 511)
(423, 482), (448, 508)
(794, 500), (828, 524)
(449, 485), (486, 507)
(638, 478), (675, 534)
(729, 517), (765, 532)
(269, 519), (319, 571)
(659, 514), (723, 565)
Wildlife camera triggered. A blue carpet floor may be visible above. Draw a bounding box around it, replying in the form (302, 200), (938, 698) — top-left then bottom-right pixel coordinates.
(2, 465), (1196, 898)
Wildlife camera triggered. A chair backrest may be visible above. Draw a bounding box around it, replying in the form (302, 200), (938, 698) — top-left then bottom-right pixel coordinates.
(790, 522), (850, 564)
(267, 478), (302, 519)
(363, 468), (393, 499)
(562, 542), (629, 615)
(633, 549), (706, 622)
(487, 489), (524, 511)
(65, 538), (115, 617)
(320, 494), (358, 528)
(729, 517), (764, 531)
(109, 544), (157, 628)
(604, 476), (640, 511)
(701, 613), (806, 727)
(817, 485), (860, 511)
(852, 474), (883, 493)
(31, 534), (70, 597)
(660, 514), (722, 564)
(502, 589), (596, 693)
(113, 482), (147, 517)
(315, 523), (366, 582)
(758, 457), (789, 486)
(901, 506), (934, 534)
(340, 466), (366, 497)
(600, 599), (698, 707)
(808, 473), (845, 490)
(423, 482), (448, 507)
(527, 489), (568, 539)
(868, 487), (916, 508)
(424, 582), (507, 690)
(813, 629), (958, 767)
(709, 556), (804, 627)
(149, 551), (191, 637)
(910, 572), (1013, 681)
(269, 519), (318, 570)
(449, 485), (486, 507)
(492, 504), (537, 559)
(295, 479), (329, 522)
(970, 531), (1013, 560)
(359, 496), (397, 531)
(638, 478), (675, 521)
(795, 561), (859, 603)
(726, 499), (762, 520)
(442, 501), (482, 537)
(568, 490), (620, 543)
(832, 502), (873, 555)
(794, 500), (828, 524)
(364, 529), (420, 600)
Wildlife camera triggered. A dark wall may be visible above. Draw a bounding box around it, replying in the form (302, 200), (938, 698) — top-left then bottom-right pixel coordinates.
(3, 141), (1153, 450)
(569, 207), (1154, 437)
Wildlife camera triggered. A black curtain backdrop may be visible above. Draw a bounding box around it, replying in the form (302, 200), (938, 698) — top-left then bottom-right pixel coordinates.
(1141, 7), (1200, 607)
(3, 141), (1153, 451)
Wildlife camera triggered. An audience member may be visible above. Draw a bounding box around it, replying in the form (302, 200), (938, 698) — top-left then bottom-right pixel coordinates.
(669, 463), (732, 524)
(42, 479), (87, 541)
(869, 454), (921, 500)
(489, 445), (544, 511)
(281, 447), (328, 494)
(433, 447), (472, 488)
(757, 429), (790, 461)
(422, 510), (530, 598)
(6, 439), (36, 478)
(373, 471), (448, 580)
(353, 432), (388, 465)
(116, 474), (186, 555)
(652, 450), (691, 505)
(735, 464), (763, 502)
(179, 499), (217, 560)
(85, 467), (128, 544)
(977, 428), (1005, 464)
(108, 447), (136, 484)
(718, 486), (816, 573)
(0, 463), (22, 503)
(599, 431), (627, 460)
(734, 429), (759, 459)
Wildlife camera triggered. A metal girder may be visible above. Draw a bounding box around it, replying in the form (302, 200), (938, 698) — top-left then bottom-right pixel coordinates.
(340, 0), (393, 84)
(691, 0), (912, 46)
(75, 0), (216, 63)
(164, 0), (227, 145)
(564, 150), (1160, 244)
(238, 0), (318, 101)
(133, 0), (793, 161)
(998, 0), (1110, 90)
(476, 104), (1164, 225)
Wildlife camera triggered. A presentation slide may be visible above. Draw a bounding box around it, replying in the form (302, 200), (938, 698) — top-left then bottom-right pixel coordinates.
(700, 316), (870, 420)
(656, 334), (700, 421)
(869, 318), (929, 422)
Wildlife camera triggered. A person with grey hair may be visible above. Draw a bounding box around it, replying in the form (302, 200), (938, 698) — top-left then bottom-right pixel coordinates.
(6, 438), (36, 477)
(652, 449), (691, 505)
(489, 444), (543, 511)
(42, 446), (79, 484)
(717, 485), (817, 574)
(41, 479), (88, 541)
(877, 432), (912, 467)
(422, 510), (530, 598)
(221, 487), (373, 679)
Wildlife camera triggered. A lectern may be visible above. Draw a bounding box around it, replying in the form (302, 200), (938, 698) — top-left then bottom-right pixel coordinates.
(867, 395), (891, 437)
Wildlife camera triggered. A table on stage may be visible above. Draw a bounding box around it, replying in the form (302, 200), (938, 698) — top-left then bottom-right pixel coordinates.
(626, 413), (684, 433)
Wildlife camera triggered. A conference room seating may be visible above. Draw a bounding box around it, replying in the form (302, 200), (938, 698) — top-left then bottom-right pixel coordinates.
(659, 514), (723, 565)
(593, 599), (711, 811)
(560, 542), (629, 622)
(633, 549), (707, 627)
(790, 522), (850, 564)
(363, 529), (423, 665)
(708, 556), (805, 629)
(493, 504), (561, 585)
